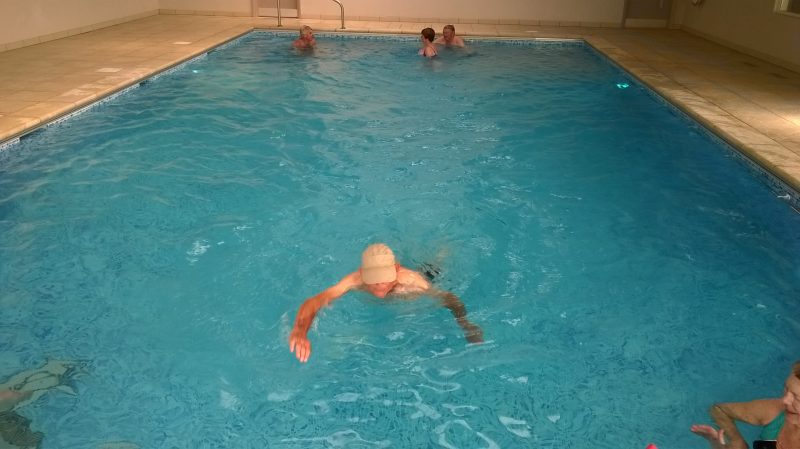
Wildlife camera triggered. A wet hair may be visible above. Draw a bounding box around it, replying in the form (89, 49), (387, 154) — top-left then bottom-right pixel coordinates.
(300, 25), (313, 35)
(444, 24), (456, 33)
(421, 28), (435, 42)
(793, 360), (800, 380)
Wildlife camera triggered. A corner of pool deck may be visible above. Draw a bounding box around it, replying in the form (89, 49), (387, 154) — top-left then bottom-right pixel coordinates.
(1, 14), (799, 195)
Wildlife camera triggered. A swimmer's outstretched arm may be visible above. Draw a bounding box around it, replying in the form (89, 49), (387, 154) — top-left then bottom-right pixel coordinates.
(289, 272), (359, 363)
(430, 289), (484, 343)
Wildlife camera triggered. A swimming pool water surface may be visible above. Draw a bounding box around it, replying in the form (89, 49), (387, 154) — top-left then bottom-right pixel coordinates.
(1, 32), (799, 449)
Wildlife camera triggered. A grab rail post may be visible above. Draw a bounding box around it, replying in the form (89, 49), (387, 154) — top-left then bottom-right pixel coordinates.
(276, 0), (282, 27)
(330, 0), (345, 29)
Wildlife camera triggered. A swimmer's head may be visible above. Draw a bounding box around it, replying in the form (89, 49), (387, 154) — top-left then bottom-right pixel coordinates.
(443, 25), (456, 41)
(784, 361), (800, 420)
(361, 244), (398, 297)
(421, 28), (435, 43)
(300, 25), (314, 40)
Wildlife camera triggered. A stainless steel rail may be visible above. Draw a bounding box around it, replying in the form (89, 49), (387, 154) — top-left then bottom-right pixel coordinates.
(276, 0), (282, 26)
(330, 0), (345, 29)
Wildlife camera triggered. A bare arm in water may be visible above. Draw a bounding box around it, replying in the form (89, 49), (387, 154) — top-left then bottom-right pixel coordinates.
(289, 271), (360, 363)
(429, 289), (484, 343)
(691, 399), (784, 449)
(288, 266), (484, 363)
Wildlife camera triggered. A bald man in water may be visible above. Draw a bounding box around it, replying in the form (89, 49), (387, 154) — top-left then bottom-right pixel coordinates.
(288, 243), (484, 362)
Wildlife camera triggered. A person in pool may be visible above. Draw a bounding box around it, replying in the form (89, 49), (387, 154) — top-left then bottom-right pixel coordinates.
(434, 24), (465, 48)
(288, 243), (484, 363)
(691, 360), (800, 449)
(292, 25), (317, 50)
(0, 360), (84, 449)
(419, 28), (438, 58)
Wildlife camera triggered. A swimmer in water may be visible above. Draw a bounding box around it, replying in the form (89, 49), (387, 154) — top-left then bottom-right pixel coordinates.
(288, 243), (483, 362)
(0, 360), (85, 449)
(433, 24), (466, 48)
(419, 28), (438, 58)
(292, 25), (317, 50)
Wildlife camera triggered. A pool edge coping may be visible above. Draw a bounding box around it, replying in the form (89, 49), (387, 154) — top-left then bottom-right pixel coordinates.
(0, 27), (254, 148)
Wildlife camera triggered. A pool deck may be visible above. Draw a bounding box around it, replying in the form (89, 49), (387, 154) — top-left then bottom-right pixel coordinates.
(1, 14), (799, 194)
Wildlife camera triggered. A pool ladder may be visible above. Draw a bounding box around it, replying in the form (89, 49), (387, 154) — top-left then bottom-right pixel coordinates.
(330, 0), (346, 29)
(275, 0), (345, 30)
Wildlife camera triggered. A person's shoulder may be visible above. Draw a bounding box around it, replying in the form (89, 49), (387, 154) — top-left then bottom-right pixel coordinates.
(342, 270), (362, 285)
(397, 266), (431, 288)
(327, 270), (361, 293)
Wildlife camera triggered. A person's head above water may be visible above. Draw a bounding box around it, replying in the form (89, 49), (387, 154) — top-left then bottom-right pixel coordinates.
(442, 24), (456, 41)
(784, 360), (800, 422)
(361, 243), (397, 283)
(360, 243), (399, 297)
(421, 28), (435, 43)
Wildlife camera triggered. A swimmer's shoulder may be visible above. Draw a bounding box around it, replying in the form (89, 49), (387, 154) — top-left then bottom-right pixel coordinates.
(397, 266), (431, 289)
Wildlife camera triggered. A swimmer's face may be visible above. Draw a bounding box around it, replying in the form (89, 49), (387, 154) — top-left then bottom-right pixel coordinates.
(301, 29), (314, 41)
(783, 374), (800, 422)
(364, 281), (397, 298)
(443, 28), (455, 41)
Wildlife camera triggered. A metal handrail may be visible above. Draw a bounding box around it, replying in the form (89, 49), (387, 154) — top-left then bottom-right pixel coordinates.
(276, 0), (282, 27)
(330, 0), (345, 29)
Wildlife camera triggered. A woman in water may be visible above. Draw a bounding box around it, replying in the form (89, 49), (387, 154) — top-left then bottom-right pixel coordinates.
(691, 360), (800, 449)
(418, 27), (437, 58)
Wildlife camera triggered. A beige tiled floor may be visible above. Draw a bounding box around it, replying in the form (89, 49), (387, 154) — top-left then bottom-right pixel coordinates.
(1, 14), (799, 193)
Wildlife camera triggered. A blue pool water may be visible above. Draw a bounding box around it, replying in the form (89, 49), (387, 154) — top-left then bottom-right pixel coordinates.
(1, 32), (799, 448)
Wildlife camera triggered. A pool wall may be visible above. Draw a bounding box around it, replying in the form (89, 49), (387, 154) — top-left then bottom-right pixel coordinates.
(5, 1), (797, 73)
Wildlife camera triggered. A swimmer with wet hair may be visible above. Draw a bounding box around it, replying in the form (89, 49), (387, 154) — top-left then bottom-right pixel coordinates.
(293, 25), (317, 50)
(419, 27), (438, 58)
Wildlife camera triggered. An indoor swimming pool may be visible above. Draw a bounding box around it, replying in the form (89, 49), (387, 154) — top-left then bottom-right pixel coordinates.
(0, 31), (798, 448)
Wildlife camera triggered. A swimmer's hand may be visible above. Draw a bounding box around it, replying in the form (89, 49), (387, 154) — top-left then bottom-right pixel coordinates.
(289, 329), (312, 363)
(690, 425), (727, 449)
(464, 322), (484, 344)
